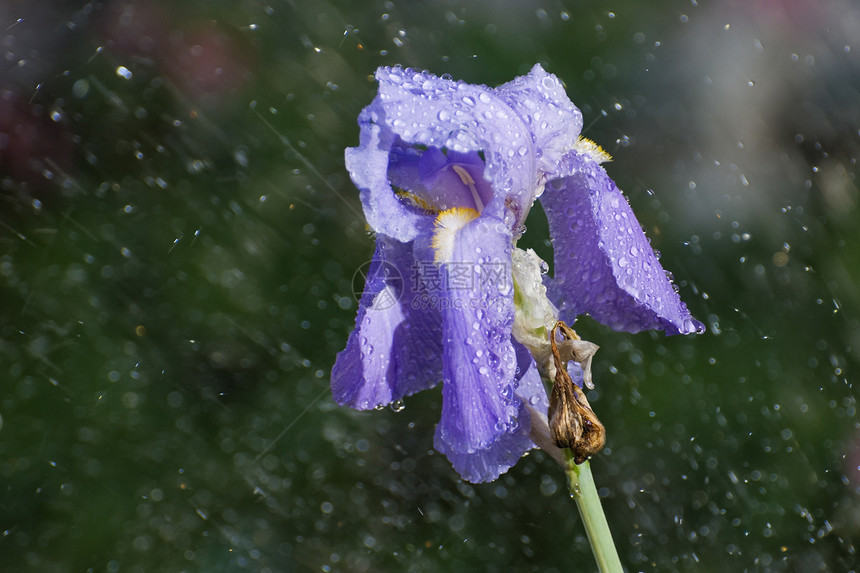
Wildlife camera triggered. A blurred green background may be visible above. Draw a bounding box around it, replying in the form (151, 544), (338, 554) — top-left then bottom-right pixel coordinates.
(1, 0), (858, 571)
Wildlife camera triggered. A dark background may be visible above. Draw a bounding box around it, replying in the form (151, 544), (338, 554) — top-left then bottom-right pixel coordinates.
(1, 1), (858, 571)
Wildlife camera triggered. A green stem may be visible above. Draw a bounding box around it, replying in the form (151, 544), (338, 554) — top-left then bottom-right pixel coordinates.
(564, 450), (624, 573)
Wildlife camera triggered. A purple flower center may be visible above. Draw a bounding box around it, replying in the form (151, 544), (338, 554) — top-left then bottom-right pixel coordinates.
(388, 144), (493, 214)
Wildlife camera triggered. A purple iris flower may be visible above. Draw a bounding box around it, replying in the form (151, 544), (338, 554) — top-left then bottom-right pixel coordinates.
(332, 65), (703, 483)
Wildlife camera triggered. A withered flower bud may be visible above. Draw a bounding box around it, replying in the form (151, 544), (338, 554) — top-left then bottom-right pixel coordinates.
(547, 322), (606, 464)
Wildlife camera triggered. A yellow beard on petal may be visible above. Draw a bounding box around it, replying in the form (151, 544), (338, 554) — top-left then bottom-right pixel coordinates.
(432, 207), (480, 264)
(573, 136), (613, 164)
(394, 188), (436, 213)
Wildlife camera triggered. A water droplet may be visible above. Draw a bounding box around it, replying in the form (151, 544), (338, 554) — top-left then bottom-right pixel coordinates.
(390, 399), (405, 413)
(115, 65), (133, 80)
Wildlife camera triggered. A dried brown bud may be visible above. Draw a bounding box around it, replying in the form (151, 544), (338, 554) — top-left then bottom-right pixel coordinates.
(547, 322), (606, 464)
(568, 384), (606, 464)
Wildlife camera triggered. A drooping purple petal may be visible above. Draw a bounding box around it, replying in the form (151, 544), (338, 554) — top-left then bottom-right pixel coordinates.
(513, 340), (550, 414)
(331, 233), (443, 409)
(541, 150), (704, 335)
(433, 214), (519, 462)
(494, 64), (584, 176)
(443, 343), (547, 483)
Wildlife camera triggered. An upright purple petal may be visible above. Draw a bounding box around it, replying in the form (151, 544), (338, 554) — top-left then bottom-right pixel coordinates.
(331, 234), (443, 409)
(345, 108), (426, 243)
(541, 151), (704, 335)
(373, 67), (537, 222)
(431, 214), (521, 463)
(495, 64), (584, 176)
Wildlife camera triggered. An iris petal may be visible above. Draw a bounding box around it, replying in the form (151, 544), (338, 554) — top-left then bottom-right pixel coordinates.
(443, 341), (548, 483)
(541, 151), (705, 335)
(331, 234), (443, 409)
(371, 66), (536, 222)
(432, 214), (518, 454)
(495, 64), (584, 176)
(345, 113), (426, 242)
